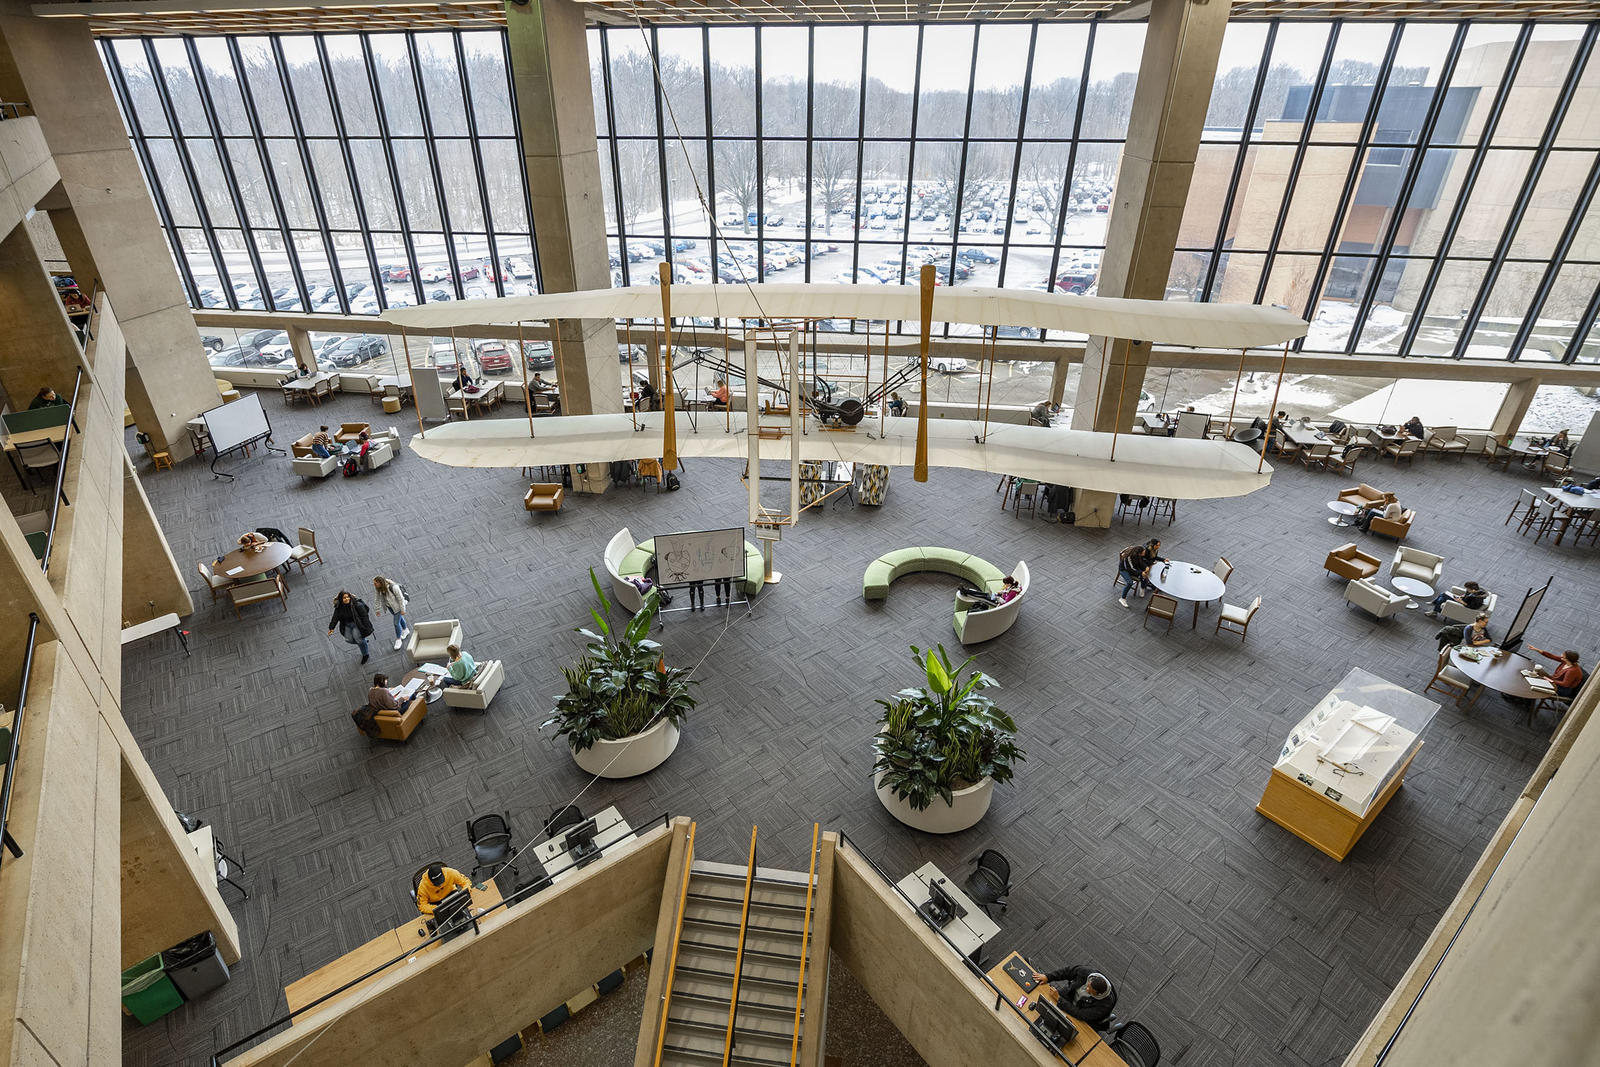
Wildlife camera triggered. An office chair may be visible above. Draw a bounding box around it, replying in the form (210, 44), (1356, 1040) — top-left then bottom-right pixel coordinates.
(543, 805), (584, 839)
(467, 812), (518, 882)
(963, 848), (1012, 919)
(1108, 1021), (1161, 1067)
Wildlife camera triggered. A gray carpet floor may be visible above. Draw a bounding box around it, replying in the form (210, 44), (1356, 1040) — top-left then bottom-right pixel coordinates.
(117, 392), (1595, 1066)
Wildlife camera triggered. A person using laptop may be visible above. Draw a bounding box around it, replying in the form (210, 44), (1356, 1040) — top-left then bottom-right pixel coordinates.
(367, 673), (401, 714)
(444, 643), (477, 688)
(415, 863), (472, 916)
(1029, 964), (1118, 1029)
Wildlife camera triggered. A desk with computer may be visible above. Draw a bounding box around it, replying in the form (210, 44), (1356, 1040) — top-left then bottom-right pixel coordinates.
(895, 861), (1001, 963)
(534, 806), (634, 883)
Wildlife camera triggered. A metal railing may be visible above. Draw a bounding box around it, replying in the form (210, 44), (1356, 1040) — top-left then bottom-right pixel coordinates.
(650, 820), (697, 1067)
(39, 368), (84, 575)
(209, 811), (672, 1066)
(722, 825), (759, 1066)
(834, 830), (1073, 1064)
(0, 614), (42, 870)
(0, 101), (30, 120)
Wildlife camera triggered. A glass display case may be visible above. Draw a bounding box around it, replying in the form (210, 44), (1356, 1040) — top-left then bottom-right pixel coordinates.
(1257, 668), (1438, 860)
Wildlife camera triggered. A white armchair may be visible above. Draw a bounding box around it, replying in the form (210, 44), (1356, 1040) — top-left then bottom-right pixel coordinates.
(441, 659), (504, 711)
(1440, 586), (1498, 624)
(605, 527), (643, 613)
(953, 560), (1029, 645)
(1391, 547), (1444, 587)
(1345, 578), (1408, 619)
(291, 453), (340, 479)
(407, 619), (463, 665)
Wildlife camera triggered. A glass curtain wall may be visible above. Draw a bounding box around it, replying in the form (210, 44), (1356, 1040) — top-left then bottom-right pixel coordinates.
(102, 30), (535, 332)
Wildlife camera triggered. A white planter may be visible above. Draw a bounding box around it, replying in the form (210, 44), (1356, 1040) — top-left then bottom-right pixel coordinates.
(572, 718), (680, 779)
(874, 769), (994, 834)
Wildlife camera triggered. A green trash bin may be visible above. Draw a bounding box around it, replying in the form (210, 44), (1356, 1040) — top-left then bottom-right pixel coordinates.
(121, 954), (183, 1024)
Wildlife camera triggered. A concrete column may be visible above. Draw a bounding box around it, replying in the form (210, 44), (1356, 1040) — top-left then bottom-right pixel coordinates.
(505, 0), (621, 423)
(0, 10), (218, 461)
(1489, 377), (1541, 442)
(1068, 0), (1232, 527)
(287, 325), (317, 375)
(0, 219), (85, 403)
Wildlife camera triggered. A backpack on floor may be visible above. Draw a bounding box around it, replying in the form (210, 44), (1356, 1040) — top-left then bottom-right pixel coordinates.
(664, 471), (681, 491)
(342, 457), (360, 477)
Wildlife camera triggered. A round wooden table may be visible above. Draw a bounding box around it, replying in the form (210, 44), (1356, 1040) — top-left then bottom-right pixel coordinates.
(1147, 561), (1226, 629)
(215, 541), (292, 579)
(1449, 648), (1543, 700)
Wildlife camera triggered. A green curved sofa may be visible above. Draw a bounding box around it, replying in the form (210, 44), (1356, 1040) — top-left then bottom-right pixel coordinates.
(862, 547), (1006, 601)
(617, 537), (765, 598)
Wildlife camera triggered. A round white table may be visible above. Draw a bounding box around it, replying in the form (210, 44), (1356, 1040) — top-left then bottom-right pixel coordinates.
(1390, 576), (1433, 610)
(1147, 561), (1226, 629)
(1449, 648), (1543, 701)
(1327, 500), (1360, 526)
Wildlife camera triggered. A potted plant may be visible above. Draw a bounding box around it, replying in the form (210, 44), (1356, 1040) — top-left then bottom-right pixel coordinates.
(872, 644), (1023, 834)
(542, 572), (697, 779)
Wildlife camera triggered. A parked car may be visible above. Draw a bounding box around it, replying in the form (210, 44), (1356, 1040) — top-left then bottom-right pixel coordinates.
(324, 335), (388, 367)
(420, 265), (450, 283)
(671, 238), (695, 252)
(472, 339), (512, 374)
(380, 265), (410, 282)
(1054, 269), (1098, 295)
(428, 288), (453, 302)
(619, 344), (646, 363)
(210, 344), (263, 367)
(457, 264), (482, 281)
(506, 257), (534, 278)
(200, 334), (225, 352)
(523, 341), (555, 370)
(931, 357), (969, 375)
(959, 248), (999, 264)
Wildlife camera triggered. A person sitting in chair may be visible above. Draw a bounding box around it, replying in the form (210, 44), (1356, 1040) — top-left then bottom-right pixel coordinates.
(1546, 429), (1573, 456)
(634, 378), (656, 411)
(454, 365), (474, 392)
(415, 863), (472, 916)
(308, 425), (334, 458)
(706, 378), (731, 409)
(29, 386), (66, 410)
(237, 531), (269, 551)
(1029, 400), (1057, 427)
(959, 575), (1021, 610)
(531, 373), (555, 394)
(367, 673), (401, 715)
(444, 643), (476, 688)
(1356, 498), (1403, 533)
(887, 391), (908, 417)
(1403, 415), (1426, 440)
(1438, 614), (1494, 652)
(1028, 965), (1118, 1029)
(1423, 581), (1486, 619)
(1527, 646), (1584, 699)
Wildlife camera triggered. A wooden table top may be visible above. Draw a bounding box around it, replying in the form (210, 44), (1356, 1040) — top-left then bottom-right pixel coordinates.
(1450, 648), (1544, 699)
(215, 542), (292, 579)
(985, 951), (1128, 1066)
(2, 424), (68, 452)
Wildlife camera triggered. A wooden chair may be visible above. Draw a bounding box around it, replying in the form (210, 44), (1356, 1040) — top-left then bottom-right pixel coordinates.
(1300, 443), (1333, 470)
(1424, 646), (1472, 706)
(1528, 695), (1573, 731)
(1383, 437), (1421, 466)
(1215, 595), (1260, 641)
(289, 528), (323, 572)
(1515, 495), (1557, 541)
(197, 561), (232, 604)
(1505, 488), (1538, 527)
(1147, 498), (1176, 525)
(1143, 593), (1178, 632)
(1329, 445), (1368, 477)
(229, 574), (288, 620)
(1214, 556), (1234, 586)
(151, 451), (173, 471)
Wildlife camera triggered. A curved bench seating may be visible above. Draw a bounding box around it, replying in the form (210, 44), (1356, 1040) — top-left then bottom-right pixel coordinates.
(605, 527), (763, 613)
(863, 548), (1027, 645)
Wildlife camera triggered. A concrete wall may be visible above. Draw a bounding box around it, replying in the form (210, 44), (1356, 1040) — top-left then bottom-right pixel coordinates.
(829, 844), (1058, 1067)
(227, 819), (679, 1067)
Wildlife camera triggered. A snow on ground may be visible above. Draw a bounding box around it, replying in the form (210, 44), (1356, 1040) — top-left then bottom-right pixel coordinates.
(1332, 379), (1508, 428)
(1524, 385), (1600, 435)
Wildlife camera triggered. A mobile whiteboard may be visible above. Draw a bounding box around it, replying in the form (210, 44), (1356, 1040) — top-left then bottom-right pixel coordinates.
(653, 528), (747, 584)
(1499, 577), (1552, 653)
(202, 392), (271, 455)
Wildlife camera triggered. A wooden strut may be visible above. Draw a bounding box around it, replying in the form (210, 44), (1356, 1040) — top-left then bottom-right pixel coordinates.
(660, 262), (678, 471)
(1259, 340), (1291, 474)
(519, 319), (534, 438)
(1224, 346), (1247, 439)
(915, 264), (933, 482)
(979, 325), (996, 443)
(1109, 338), (1137, 463)
(789, 822), (820, 1066)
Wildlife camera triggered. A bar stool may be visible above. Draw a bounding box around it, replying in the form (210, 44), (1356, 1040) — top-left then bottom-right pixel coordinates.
(151, 451), (173, 471)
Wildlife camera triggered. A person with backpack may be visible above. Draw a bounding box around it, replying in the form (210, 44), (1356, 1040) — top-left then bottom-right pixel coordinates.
(1436, 614), (1494, 652)
(372, 575), (411, 651)
(1423, 581), (1486, 619)
(327, 590), (376, 665)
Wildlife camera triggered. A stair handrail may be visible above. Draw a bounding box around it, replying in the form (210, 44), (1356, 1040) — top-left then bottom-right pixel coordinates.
(722, 825), (759, 1066)
(789, 822), (820, 1066)
(651, 820), (697, 1067)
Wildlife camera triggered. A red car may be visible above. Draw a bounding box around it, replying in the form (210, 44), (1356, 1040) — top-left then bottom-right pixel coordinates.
(458, 264), (481, 281)
(380, 265), (411, 282)
(473, 340), (511, 374)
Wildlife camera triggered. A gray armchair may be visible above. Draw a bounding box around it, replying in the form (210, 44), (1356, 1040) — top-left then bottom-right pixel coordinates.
(407, 619), (463, 665)
(1391, 547), (1444, 588)
(1440, 586), (1498, 624)
(1345, 578), (1407, 619)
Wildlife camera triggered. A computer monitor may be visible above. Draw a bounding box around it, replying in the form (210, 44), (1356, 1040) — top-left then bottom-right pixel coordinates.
(429, 888), (473, 943)
(563, 816), (600, 867)
(916, 877), (967, 929)
(1030, 995), (1080, 1051)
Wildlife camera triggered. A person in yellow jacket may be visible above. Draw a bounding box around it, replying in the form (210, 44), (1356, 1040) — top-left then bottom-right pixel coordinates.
(415, 863), (472, 915)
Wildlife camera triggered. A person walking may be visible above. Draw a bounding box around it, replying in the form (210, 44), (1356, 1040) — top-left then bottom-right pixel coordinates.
(327, 590), (375, 665)
(372, 575), (411, 651)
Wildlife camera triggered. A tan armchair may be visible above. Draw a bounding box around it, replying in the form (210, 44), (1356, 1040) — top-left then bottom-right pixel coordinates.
(335, 422), (370, 444)
(1337, 483), (1394, 510)
(1426, 426), (1470, 459)
(1324, 543), (1381, 580)
(356, 695), (427, 741)
(525, 482), (564, 513)
(1369, 508), (1416, 541)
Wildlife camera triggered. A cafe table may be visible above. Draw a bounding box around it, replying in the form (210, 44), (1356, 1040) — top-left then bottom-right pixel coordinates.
(1146, 560), (1227, 629)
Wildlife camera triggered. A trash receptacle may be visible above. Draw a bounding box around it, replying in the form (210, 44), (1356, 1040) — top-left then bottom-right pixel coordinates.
(162, 931), (230, 1001)
(121, 954), (183, 1024)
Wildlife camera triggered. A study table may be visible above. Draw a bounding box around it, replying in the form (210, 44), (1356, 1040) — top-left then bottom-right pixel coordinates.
(214, 542), (293, 580)
(894, 861), (999, 963)
(985, 951), (1129, 1066)
(2, 423), (69, 489)
(283, 880), (503, 1018)
(533, 805), (634, 883)
(1540, 486), (1600, 546)
(1146, 561), (1226, 629)
(1449, 647), (1545, 701)
(281, 373), (336, 406)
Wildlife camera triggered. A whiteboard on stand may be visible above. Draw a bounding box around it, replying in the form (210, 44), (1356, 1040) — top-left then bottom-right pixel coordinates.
(654, 528), (746, 584)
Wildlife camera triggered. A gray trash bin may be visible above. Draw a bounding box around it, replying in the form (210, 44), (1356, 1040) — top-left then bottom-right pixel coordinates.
(162, 931), (230, 1000)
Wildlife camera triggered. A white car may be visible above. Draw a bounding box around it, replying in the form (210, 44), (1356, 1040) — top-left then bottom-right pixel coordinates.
(419, 265), (450, 283)
(930, 357), (969, 374)
(506, 257), (533, 278)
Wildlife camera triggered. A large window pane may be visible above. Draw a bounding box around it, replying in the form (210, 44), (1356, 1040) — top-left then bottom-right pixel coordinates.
(1205, 24), (1268, 140)
(812, 28), (862, 137)
(1492, 26), (1585, 148)
(710, 28), (755, 137)
(1078, 24), (1143, 141)
(462, 32), (515, 137)
(655, 28), (706, 138)
(281, 38), (334, 136)
(323, 38), (380, 135)
(370, 35), (423, 136)
(415, 34), (469, 137)
(762, 27), (808, 138)
(194, 39), (249, 135)
(236, 39), (291, 137)
(864, 26), (916, 139)
(915, 26), (972, 141)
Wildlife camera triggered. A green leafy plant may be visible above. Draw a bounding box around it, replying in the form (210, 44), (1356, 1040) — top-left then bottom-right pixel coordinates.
(873, 644), (1022, 811)
(541, 570), (697, 753)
